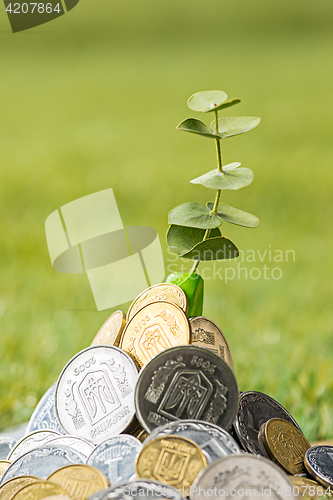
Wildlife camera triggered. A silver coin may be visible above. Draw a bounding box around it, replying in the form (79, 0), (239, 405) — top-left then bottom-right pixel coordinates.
(88, 479), (186, 500)
(143, 419), (240, 463)
(8, 430), (61, 462)
(305, 446), (333, 487)
(56, 346), (138, 444)
(0, 444), (85, 484)
(46, 435), (95, 459)
(0, 437), (16, 460)
(26, 383), (65, 435)
(87, 434), (142, 486)
(191, 453), (296, 500)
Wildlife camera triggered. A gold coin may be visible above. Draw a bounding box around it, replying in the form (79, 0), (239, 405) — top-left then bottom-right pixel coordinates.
(189, 316), (234, 370)
(47, 464), (110, 500)
(43, 497), (73, 500)
(12, 481), (68, 499)
(260, 418), (311, 475)
(135, 435), (207, 490)
(288, 476), (329, 499)
(91, 310), (126, 347)
(0, 476), (40, 500)
(127, 284), (188, 321)
(136, 429), (149, 443)
(0, 462), (11, 480)
(121, 301), (190, 367)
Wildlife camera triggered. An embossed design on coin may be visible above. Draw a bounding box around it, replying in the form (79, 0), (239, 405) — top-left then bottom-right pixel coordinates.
(56, 346), (138, 444)
(26, 383), (65, 435)
(191, 453), (296, 500)
(87, 434), (142, 486)
(8, 430), (61, 462)
(136, 345), (238, 432)
(87, 479), (186, 500)
(144, 419), (240, 463)
(0, 438), (16, 461)
(11, 481), (68, 499)
(47, 464), (110, 500)
(261, 418), (310, 475)
(305, 445), (333, 487)
(91, 311), (126, 347)
(0, 462), (11, 480)
(189, 316), (234, 371)
(0, 445), (85, 485)
(46, 436), (95, 460)
(135, 436), (207, 490)
(0, 475), (40, 500)
(234, 391), (302, 456)
(121, 302), (190, 368)
(127, 284), (188, 320)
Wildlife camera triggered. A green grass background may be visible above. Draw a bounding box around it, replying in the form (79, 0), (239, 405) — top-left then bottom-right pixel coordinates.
(0, 0), (332, 440)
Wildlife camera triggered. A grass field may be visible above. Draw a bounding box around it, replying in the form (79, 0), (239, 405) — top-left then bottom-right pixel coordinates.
(0, 0), (333, 440)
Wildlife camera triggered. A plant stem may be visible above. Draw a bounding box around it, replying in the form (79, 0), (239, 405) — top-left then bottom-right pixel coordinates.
(190, 228), (211, 274)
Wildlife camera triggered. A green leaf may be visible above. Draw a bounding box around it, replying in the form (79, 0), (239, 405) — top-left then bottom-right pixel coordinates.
(167, 225), (221, 256)
(187, 90), (228, 113)
(176, 118), (218, 139)
(169, 202), (221, 229)
(210, 116), (261, 138)
(190, 162), (254, 190)
(182, 236), (239, 261)
(216, 98), (241, 111)
(206, 202), (260, 228)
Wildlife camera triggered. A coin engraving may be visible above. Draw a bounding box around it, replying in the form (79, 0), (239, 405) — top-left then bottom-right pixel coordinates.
(127, 284), (188, 320)
(47, 464), (109, 500)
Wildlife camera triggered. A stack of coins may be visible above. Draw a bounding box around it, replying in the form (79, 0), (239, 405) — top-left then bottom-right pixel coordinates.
(0, 283), (332, 500)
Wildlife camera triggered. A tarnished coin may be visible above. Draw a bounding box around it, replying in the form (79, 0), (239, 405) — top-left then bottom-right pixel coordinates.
(191, 453), (296, 500)
(260, 418), (310, 475)
(26, 383), (65, 435)
(127, 284), (188, 320)
(0, 476), (40, 500)
(0, 462), (11, 480)
(8, 430), (61, 462)
(12, 481), (68, 499)
(91, 311), (126, 347)
(135, 436), (207, 490)
(135, 345), (239, 432)
(144, 419), (240, 463)
(0, 445), (85, 485)
(46, 436), (95, 460)
(121, 302), (190, 368)
(136, 429), (149, 443)
(288, 476), (328, 499)
(87, 479), (186, 500)
(234, 391), (302, 456)
(0, 438), (16, 460)
(87, 434), (142, 486)
(305, 446), (333, 487)
(55, 346), (138, 444)
(47, 464), (110, 500)
(189, 316), (234, 370)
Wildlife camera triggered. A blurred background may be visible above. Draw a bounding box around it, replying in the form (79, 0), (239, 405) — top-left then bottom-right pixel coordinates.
(0, 0), (332, 439)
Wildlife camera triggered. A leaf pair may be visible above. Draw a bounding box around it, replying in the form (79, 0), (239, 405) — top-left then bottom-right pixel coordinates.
(191, 162), (254, 190)
(177, 116), (261, 139)
(187, 90), (241, 113)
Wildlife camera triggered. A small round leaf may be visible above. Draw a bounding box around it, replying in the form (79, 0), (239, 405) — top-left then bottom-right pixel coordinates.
(176, 118), (218, 139)
(167, 225), (221, 256)
(210, 116), (261, 138)
(207, 202), (259, 227)
(182, 236), (239, 261)
(187, 90), (228, 113)
(169, 202), (221, 229)
(191, 163), (254, 190)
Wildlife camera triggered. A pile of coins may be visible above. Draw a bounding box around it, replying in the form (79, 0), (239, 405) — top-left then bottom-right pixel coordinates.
(0, 283), (332, 500)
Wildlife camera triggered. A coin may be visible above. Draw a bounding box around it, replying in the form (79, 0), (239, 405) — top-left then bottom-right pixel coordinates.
(143, 419), (240, 463)
(127, 284), (188, 321)
(43, 496), (73, 500)
(0, 476), (40, 500)
(136, 429), (149, 443)
(55, 346), (138, 444)
(260, 418), (310, 475)
(0, 445), (85, 485)
(47, 464), (110, 500)
(12, 481), (68, 499)
(26, 383), (65, 435)
(189, 316), (234, 370)
(288, 476), (328, 499)
(191, 453), (296, 500)
(233, 390), (302, 456)
(135, 345), (239, 432)
(121, 302), (190, 368)
(87, 434), (142, 486)
(305, 446), (333, 487)
(8, 430), (61, 462)
(91, 311), (126, 347)
(135, 435), (207, 490)
(0, 462), (11, 480)
(46, 436), (95, 460)
(87, 479), (186, 500)
(0, 438), (16, 461)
